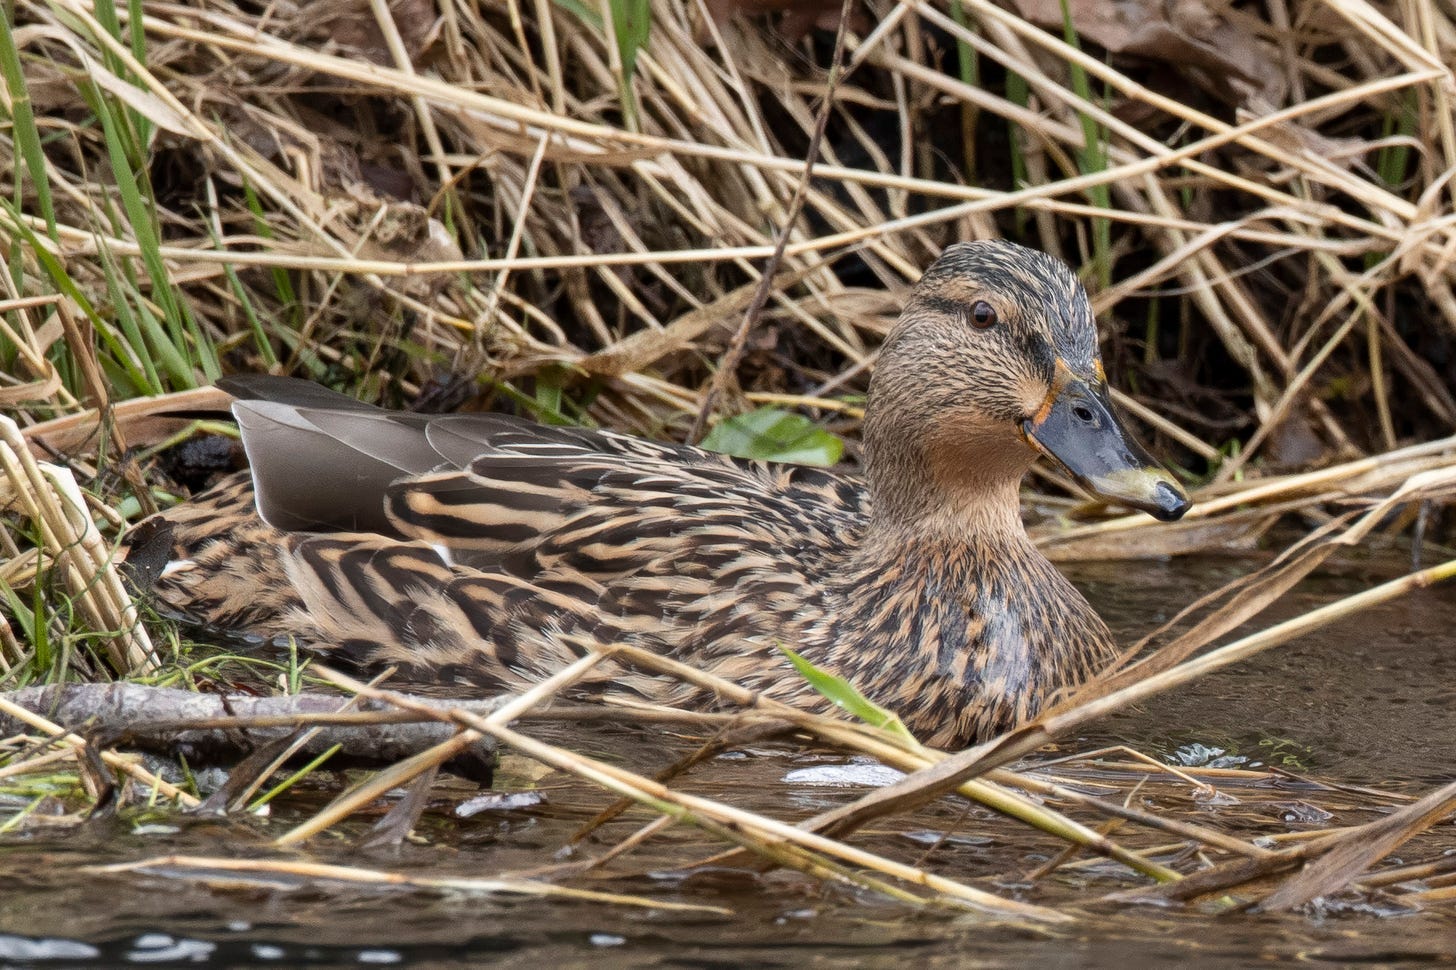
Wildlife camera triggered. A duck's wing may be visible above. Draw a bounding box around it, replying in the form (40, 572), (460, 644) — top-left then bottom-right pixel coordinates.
(219, 375), (665, 536)
(271, 408), (870, 682)
(230, 401), (439, 534)
(220, 377), (868, 541)
(383, 427), (864, 580)
(150, 377), (868, 661)
(220, 375), (443, 534)
(275, 531), (623, 693)
(216, 375), (864, 574)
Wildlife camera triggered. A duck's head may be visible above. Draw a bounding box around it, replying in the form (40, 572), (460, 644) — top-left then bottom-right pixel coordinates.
(864, 240), (1190, 526)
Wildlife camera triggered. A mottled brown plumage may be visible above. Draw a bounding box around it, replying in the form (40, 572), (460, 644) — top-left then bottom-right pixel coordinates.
(138, 241), (1190, 748)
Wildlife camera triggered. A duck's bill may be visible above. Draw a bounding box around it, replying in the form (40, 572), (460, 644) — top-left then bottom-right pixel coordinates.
(1021, 362), (1191, 522)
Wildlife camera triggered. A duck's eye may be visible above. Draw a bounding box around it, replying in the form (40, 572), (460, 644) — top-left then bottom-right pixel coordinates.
(970, 301), (998, 329)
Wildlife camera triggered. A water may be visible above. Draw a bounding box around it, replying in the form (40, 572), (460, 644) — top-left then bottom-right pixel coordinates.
(1074, 552), (1456, 788)
(1, 552), (1452, 967)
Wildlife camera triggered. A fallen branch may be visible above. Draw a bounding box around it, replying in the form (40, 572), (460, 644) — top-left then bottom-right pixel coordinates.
(0, 684), (502, 769)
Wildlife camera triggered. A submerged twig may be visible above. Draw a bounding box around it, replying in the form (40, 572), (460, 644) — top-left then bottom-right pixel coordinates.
(85, 855), (731, 913)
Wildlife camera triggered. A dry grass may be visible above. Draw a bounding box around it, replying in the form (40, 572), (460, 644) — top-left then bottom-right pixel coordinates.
(4, 0), (1455, 458)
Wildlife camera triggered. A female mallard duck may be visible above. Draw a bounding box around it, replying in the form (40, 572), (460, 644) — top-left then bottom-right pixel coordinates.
(141, 241), (1189, 748)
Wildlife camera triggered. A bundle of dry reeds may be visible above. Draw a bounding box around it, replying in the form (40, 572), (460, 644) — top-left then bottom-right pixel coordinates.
(3, 0), (1454, 455)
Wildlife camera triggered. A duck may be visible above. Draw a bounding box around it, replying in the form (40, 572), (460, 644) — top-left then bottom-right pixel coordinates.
(137, 240), (1190, 748)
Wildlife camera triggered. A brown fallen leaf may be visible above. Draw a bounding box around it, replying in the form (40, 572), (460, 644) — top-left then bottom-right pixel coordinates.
(1008, 0), (1285, 106)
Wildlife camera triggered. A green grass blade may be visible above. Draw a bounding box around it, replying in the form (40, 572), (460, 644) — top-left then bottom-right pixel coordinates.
(249, 744), (342, 811)
(1056, 0), (1111, 286)
(948, 0), (980, 182)
(89, 0), (152, 151)
(0, 14), (59, 240)
(1005, 72), (1030, 235)
(0, 200), (156, 394)
(1376, 92), (1416, 190)
(203, 216), (279, 368)
(534, 366), (566, 424)
(91, 88), (217, 383)
(780, 646), (918, 745)
(552, 0), (602, 26)
(606, 0), (651, 129)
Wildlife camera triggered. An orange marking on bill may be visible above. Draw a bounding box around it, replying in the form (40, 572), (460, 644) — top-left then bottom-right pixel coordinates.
(1028, 358), (1074, 427)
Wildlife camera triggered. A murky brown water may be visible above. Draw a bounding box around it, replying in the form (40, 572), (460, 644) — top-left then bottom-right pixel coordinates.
(1076, 552), (1456, 789)
(1, 552), (1453, 967)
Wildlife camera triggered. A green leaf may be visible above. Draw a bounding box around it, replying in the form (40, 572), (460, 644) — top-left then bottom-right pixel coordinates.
(780, 646), (918, 746)
(700, 408), (844, 466)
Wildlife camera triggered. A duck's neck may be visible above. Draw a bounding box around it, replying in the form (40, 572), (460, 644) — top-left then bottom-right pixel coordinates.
(863, 428), (1036, 548)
